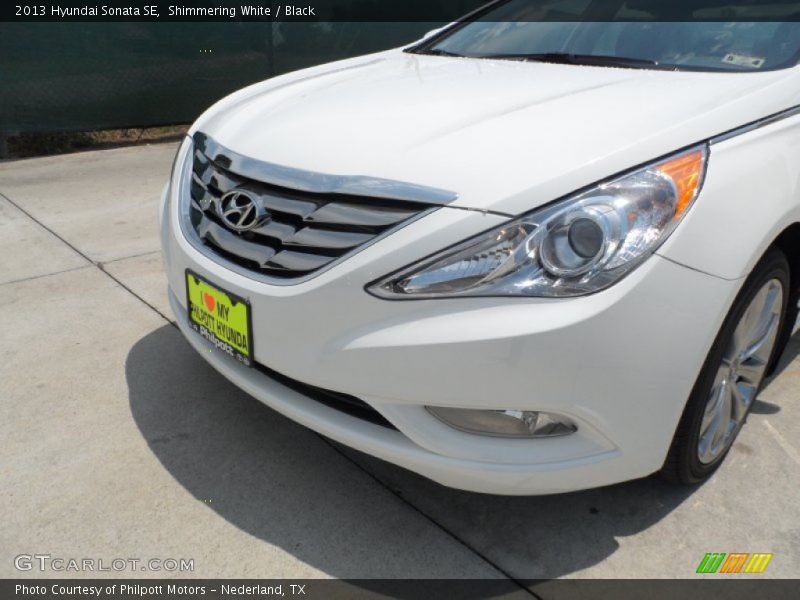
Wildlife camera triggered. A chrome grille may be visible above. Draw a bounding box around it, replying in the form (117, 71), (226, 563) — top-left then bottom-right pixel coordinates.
(186, 133), (440, 281)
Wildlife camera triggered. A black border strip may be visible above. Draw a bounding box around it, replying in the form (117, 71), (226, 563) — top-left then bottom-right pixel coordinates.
(6, 0), (800, 22)
(2, 579), (799, 599)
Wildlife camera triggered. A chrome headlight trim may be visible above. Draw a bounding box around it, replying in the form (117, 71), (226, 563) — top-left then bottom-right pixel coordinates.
(368, 145), (709, 299)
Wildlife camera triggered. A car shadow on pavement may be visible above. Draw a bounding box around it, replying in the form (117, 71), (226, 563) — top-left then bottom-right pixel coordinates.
(767, 329), (800, 382)
(754, 330), (800, 416)
(127, 325), (701, 580)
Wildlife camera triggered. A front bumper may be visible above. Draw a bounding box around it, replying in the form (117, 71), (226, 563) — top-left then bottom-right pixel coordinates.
(161, 155), (742, 495)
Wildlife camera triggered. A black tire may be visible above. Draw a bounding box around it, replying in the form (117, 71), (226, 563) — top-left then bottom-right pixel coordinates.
(661, 248), (791, 484)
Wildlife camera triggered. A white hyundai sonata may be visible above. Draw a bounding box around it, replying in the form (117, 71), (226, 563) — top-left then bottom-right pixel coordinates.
(160, 8), (800, 494)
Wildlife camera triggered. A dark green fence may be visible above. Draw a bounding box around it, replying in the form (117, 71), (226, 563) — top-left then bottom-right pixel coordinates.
(0, 13), (482, 135)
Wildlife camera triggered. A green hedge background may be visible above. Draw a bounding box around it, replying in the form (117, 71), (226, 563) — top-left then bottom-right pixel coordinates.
(0, 12), (482, 135)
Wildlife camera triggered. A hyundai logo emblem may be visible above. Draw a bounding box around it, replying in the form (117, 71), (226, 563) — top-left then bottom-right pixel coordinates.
(218, 190), (270, 233)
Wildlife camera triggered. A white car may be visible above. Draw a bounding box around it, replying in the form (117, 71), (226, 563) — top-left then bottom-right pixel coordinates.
(160, 8), (800, 494)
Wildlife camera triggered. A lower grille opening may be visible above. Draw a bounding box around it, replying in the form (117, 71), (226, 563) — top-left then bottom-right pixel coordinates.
(253, 362), (397, 430)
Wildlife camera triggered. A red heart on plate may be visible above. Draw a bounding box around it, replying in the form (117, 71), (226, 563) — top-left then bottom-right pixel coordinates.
(203, 293), (215, 312)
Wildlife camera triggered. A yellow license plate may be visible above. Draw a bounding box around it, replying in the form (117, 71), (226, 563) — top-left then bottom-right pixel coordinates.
(185, 270), (253, 367)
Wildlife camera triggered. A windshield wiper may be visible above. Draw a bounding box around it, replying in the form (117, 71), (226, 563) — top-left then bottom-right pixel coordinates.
(474, 52), (660, 69)
(416, 48), (466, 58)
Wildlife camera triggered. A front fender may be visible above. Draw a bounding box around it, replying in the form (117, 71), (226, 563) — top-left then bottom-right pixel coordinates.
(658, 111), (800, 280)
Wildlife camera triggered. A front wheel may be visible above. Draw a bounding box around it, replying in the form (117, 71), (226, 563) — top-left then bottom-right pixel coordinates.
(661, 249), (790, 484)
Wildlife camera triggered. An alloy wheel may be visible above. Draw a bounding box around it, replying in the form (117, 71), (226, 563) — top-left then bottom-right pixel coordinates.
(697, 278), (784, 465)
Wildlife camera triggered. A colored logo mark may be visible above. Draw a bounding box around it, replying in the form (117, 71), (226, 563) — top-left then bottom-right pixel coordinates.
(696, 552), (773, 574)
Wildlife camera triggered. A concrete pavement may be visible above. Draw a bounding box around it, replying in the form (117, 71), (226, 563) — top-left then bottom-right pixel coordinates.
(1, 142), (798, 584)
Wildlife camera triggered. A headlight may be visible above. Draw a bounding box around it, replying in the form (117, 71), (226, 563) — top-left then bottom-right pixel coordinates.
(369, 146), (707, 299)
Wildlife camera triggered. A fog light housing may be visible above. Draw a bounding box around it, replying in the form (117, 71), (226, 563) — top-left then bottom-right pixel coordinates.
(426, 407), (577, 438)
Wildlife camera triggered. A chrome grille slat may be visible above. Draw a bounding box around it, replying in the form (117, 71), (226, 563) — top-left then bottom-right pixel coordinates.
(203, 168), (242, 194)
(193, 150), (211, 177)
(252, 220), (298, 243)
(266, 250), (336, 272)
(284, 227), (373, 250)
(194, 152), (245, 193)
(187, 133), (438, 281)
(193, 170), (321, 220)
(191, 175), (215, 210)
(306, 203), (417, 227)
(257, 192), (320, 220)
(196, 217), (278, 267)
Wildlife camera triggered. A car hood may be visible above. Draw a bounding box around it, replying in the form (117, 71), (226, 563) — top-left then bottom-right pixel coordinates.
(194, 50), (800, 215)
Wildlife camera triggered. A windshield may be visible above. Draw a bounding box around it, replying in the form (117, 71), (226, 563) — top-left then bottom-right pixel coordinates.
(418, 0), (800, 72)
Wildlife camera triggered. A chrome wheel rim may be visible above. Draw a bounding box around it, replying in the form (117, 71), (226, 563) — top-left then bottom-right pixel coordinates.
(697, 279), (784, 465)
